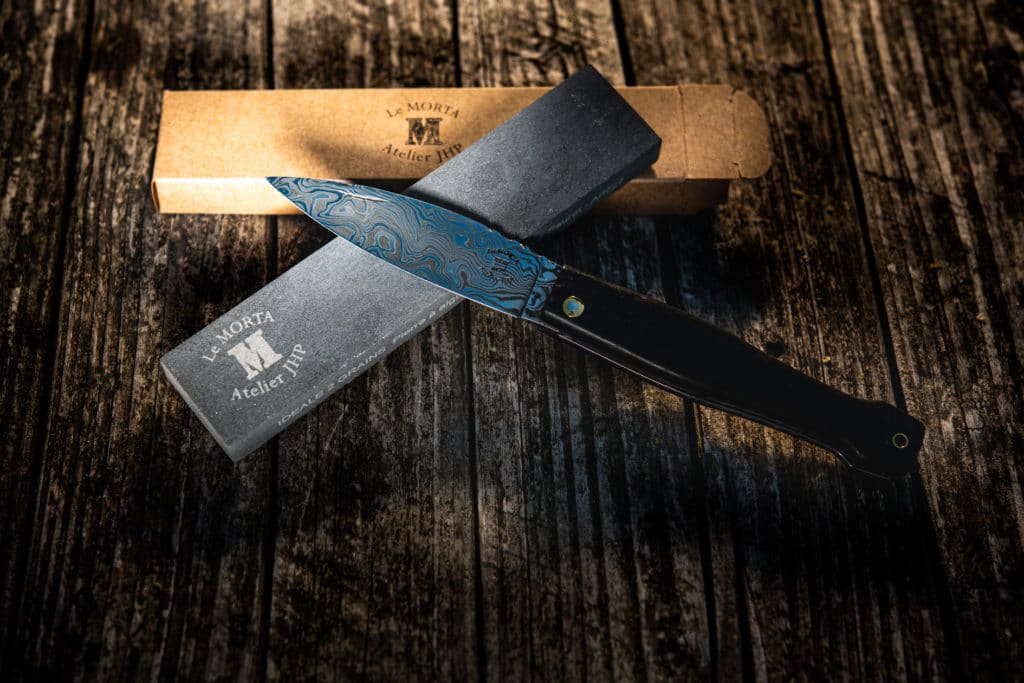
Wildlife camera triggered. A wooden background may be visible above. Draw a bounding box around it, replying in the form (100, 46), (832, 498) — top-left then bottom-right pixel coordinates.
(1, 0), (1021, 680)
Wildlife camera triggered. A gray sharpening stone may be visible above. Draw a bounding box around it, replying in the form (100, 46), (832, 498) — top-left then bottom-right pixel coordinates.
(161, 66), (661, 459)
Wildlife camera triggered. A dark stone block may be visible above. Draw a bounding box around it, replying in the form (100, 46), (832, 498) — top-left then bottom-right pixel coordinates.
(161, 66), (660, 459)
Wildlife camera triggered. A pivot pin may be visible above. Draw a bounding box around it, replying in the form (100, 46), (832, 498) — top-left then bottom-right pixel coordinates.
(562, 296), (585, 318)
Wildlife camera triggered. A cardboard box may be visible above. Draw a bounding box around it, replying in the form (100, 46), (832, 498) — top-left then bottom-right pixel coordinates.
(152, 85), (770, 216)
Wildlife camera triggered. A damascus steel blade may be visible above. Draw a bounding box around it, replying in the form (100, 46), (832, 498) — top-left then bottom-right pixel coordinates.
(269, 177), (560, 317)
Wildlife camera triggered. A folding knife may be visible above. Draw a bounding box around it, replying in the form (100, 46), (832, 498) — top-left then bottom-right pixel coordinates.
(269, 177), (924, 477)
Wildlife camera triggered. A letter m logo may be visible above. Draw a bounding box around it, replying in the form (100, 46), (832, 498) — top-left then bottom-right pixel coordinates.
(406, 117), (443, 146)
(227, 329), (283, 380)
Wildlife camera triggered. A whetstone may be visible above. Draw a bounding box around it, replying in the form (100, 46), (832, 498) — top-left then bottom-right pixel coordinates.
(161, 66), (661, 459)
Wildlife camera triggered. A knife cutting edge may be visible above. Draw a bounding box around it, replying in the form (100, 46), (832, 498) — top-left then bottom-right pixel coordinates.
(268, 176), (924, 477)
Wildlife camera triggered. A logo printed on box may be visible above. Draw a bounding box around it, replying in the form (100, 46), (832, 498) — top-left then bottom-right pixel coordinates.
(383, 100), (463, 163)
(406, 117), (443, 145)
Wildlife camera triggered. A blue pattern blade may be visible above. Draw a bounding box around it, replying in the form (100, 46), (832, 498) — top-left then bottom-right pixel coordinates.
(268, 177), (561, 318)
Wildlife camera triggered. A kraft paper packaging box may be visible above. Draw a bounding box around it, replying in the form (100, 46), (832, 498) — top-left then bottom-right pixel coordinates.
(161, 66), (714, 459)
(151, 83), (770, 218)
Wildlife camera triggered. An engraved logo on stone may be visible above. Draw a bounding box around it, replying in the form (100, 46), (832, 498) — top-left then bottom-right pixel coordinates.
(227, 329), (283, 380)
(196, 309), (310, 402)
(406, 117), (443, 145)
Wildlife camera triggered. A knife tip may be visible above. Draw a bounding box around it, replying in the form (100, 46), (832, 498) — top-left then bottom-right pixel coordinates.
(267, 176), (303, 193)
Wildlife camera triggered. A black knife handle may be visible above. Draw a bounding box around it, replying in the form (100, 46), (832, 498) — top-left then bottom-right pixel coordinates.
(528, 267), (924, 476)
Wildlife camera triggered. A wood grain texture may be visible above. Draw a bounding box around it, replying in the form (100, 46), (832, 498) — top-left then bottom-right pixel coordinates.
(470, 223), (713, 680)
(0, 0), (1020, 680)
(619, 0), (953, 678)
(820, 0), (1024, 677)
(460, 3), (711, 679)
(2, 1), (276, 679)
(458, 0), (621, 86)
(0, 0), (89, 660)
(267, 2), (479, 681)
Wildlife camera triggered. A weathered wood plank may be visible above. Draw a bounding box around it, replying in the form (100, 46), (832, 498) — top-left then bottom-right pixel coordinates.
(459, 2), (712, 679)
(4, 1), (275, 679)
(0, 0), (89, 664)
(1, 0), (1015, 679)
(267, 2), (479, 680)
(618, 0), (953, 678)
(470, 223), (714, 680)
(820, 0), (1024, 677)
(457, 0), (621, 87)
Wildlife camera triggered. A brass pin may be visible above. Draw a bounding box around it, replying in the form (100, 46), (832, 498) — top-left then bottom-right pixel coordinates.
(562, 296), (585, 318)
